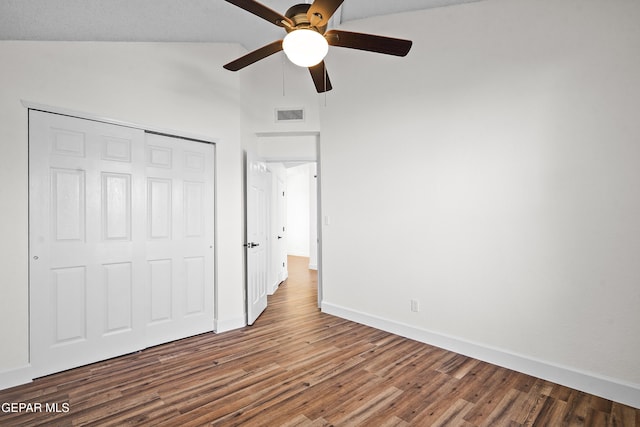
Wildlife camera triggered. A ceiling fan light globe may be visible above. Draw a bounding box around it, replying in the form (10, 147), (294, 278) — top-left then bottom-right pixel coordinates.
(283, 29), (329, 67)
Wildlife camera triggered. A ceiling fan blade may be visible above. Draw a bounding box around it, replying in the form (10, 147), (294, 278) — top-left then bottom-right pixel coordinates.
(307, 0), (344, 27)
(224, 0), (293, 27)
(325, 30), (413, 57)
(223, 40), (283, 71)
(309, 61), (333, 93)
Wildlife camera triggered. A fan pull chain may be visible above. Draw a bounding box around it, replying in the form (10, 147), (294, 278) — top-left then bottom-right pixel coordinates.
(324, 64), (327, 107)
(282, 53), (286, 97)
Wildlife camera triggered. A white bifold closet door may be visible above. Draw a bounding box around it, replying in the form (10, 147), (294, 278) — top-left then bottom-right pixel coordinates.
(29, 110), (214, 378)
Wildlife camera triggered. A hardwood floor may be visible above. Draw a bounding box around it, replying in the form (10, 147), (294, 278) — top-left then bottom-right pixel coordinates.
(1, 255), (638, 426)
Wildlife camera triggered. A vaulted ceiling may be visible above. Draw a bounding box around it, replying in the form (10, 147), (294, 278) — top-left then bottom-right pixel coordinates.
(0, 0), (481, 51)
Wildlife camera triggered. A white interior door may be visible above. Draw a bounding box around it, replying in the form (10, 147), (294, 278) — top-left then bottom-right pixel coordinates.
(29, 111), (214, 377)
(29, 111), (147, 376)
(143, 133), (215, 345)
(246, 157), (268, 325)
(276, 177), (288, 283)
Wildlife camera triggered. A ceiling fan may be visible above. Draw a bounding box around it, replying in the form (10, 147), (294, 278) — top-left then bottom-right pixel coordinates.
(223, 0), (413, 93)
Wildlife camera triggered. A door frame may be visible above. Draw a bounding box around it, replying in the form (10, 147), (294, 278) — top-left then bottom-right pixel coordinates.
(274, 174), (288, 290)
(250, 131), (324, 310)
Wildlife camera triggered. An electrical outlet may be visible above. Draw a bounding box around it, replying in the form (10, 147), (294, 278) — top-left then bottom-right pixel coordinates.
(411, 299), (420, 313)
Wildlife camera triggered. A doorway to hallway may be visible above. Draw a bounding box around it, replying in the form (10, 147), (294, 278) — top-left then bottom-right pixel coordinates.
(247, 132), (323, 325)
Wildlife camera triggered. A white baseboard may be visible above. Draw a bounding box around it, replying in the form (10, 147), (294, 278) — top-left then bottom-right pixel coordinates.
(214, 316), (246, 333)
(308, 263), (317, 270)
(268, 280), (279, 295)
(0, 365), (33, 391)
(321, 301), (640, 409)
(268, 277), (287, 295)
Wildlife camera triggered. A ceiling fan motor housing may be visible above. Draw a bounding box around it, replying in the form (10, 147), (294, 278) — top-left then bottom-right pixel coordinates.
(285, 4), (327, 34)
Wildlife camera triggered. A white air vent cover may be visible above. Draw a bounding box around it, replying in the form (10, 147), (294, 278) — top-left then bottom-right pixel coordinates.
(275, 108), (305, 122)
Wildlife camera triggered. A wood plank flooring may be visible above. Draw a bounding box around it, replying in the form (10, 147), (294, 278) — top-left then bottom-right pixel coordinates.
(1, 256), (638, 426)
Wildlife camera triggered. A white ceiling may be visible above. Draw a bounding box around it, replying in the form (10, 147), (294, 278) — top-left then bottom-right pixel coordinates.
(0, 0), (481, 51)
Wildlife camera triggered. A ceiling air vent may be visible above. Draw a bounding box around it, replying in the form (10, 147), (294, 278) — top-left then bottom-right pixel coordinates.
(275, 108), (304, 123)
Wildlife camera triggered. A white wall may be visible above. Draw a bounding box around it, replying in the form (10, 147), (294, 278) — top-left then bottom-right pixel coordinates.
(258, 134), (317, 162)
(320, 0), (640, 407)
(286, 164), (311, 257)
(0, 41), (246, 387)
(285, 163), (319, 268)
(241, 51), (323, 134)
